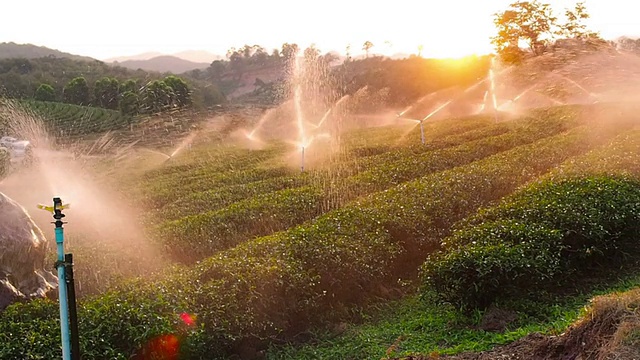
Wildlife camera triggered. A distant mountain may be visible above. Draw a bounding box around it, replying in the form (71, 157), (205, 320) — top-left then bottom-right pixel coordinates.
(0, 42), (96, 62)
(113, 55), (210, 74)
(106, 50), (222, 64)
(172, 50), (222, 64)
(105, 52), (163, 62)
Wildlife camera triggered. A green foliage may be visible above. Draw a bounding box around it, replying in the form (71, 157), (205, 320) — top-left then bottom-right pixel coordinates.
(119, 91), (139, 116)
(151, 113), (581, 263)
(119, 79), (139, 94)
(0, 56), (225, 109)
(94, 76), (120, 109)
(423, 176), (640, 310)
(22, 100), (132, 136)
(63, 76), (90, 105)
(140, 79), (175, 113)
(2, 106), (637, 359)
(158, 186), (326, 262)
(491, 1), (599, 63)
(164, 75), (192, 107)
(34, 83), (56, 102)
(267, 275), (640, 359)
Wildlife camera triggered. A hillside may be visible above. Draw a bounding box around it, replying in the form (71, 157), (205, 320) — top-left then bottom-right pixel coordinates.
(1, 42), (640, 360)
(0, 42), (95, 62)
(106, 50), (222, 64)
(113, 55), (210, 74)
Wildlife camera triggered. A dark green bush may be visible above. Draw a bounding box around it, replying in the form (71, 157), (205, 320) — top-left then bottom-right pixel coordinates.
(422, 176), (640, 310)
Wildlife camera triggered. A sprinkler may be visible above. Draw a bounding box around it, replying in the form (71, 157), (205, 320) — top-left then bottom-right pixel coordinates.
(419, 120), (425, 144)
(300, 146), (305, 172)
(37, 198), (80, 360)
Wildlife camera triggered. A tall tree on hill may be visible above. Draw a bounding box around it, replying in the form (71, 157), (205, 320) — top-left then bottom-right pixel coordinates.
(363, 41), (374, 58)
(63, 77), (89, 105)
(207, 60), (226, 82)
(491, 1), (597, 64)
(94, 77), (120, 109)
(163, 75), (191, 107)
(34, 84), (56, 102)
(141, 80), (173, 113)
(119, 79), (139, 94)
(281, 43), (299, 66)
(119, 91), (139, 116)
(560, 2), (597, 39)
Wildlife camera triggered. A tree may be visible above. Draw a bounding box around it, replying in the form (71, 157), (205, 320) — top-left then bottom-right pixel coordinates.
(281, 43), (299, 65)
(63, 77), (89, 105)
(363, 41), (374, 58)
(303, 44), (321, 63)
(491, 1), (558, 61)
(207, 60), (226, 82)
(119, 91), (139, 116)
(94, 77), (120, 109)
(163, 75), (191, 107)
(560, 2), (597, 39)
(616, 37), (640, 54)
(34, 84), (56, 102)
(417, 45), (424, 57)
(119, 79), (139, 94)
(141, 80), (173, 113)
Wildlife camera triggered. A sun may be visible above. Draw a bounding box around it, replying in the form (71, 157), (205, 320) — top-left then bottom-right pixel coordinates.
(369, 34), (493, 60)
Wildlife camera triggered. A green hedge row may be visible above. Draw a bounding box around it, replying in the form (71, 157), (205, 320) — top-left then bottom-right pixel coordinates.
(20, 100), (131, 136)
(421, 130), (640, 310)
(157, 115), (582, 263)
(179, 125), (616, 354)
(142, 115), (499, 212)
(421, 176), (640, 310)
(140, 166), (293, 209)
(158, 186), (326, 262)
(153, 120), (512, 221)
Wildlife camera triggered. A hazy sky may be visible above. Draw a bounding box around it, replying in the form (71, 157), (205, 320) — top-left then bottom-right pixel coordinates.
(1, 0), (638, 60)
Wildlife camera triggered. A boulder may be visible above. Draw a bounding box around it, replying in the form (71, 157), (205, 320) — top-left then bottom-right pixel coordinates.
(0, 191), (57, 310)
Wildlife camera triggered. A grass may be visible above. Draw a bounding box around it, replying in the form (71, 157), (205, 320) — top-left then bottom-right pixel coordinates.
(265, 274), (640, 359)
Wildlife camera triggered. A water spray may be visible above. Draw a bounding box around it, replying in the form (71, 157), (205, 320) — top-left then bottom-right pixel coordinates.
(37, 198), (80, 360)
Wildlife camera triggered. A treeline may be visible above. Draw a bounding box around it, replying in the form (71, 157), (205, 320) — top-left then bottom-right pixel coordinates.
(187, 42), (492, 109)
(0, 56), (225, 113)
(34, 74), (192, 115)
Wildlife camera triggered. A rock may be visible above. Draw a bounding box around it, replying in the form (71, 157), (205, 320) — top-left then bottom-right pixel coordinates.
(0, 192), (57, 310)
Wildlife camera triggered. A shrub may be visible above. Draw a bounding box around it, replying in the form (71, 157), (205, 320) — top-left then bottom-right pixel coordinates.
(422, 176), (640, 310)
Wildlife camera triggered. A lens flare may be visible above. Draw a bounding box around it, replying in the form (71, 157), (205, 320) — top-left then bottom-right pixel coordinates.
(133, 334), (179, 360)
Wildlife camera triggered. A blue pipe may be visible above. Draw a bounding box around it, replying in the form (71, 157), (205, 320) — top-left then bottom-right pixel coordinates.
(55, 227), (71, 360)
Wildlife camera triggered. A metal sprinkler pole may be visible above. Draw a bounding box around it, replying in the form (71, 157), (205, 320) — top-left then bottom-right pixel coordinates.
(420, 120), (425, 144)
(65, 253), (80, 360)
(301, 146), (305, 172)
(37, 198), (75, 360)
